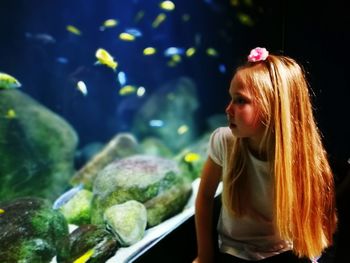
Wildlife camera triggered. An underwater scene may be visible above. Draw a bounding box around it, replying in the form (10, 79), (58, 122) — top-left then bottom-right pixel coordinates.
(0, 0), (277, 262)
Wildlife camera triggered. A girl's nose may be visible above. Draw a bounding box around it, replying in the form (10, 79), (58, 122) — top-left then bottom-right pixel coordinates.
(225, 102), (234, 115)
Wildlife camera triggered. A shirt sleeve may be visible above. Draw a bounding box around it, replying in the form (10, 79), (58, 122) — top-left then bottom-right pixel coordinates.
(207, 127), (225, 166)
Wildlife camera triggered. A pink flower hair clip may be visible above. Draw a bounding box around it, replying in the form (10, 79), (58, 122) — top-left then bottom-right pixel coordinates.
(247, 47), (269, 62)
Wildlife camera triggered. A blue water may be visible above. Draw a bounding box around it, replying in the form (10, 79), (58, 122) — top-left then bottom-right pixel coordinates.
(1, 0), (266, 147)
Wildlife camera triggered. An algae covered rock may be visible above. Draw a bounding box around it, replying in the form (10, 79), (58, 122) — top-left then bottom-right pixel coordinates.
(57, 224), (118, 263)
(71, 133), (140, 189)
(91, 154), (192, 225)
(0, 197), (69, 263)
(145, 183), (192, 227)
(58, 189), (93, 225)
(104, 200), (147, 246)
(0, 89), (78, 201)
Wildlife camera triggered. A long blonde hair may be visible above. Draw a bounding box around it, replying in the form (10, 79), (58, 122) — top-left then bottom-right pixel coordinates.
(222, 54), (337, 258)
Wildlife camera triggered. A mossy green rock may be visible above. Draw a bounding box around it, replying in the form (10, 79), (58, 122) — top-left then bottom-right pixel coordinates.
(0, 89), (78, 202)
(59, 189), (93, 225)
(91, 155), (192, 226)
(57, 224), (118, 263)
(0, 197), (69, 262)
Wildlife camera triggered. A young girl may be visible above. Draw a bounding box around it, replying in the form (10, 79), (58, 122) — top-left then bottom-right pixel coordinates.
(193, 47), (337, 263)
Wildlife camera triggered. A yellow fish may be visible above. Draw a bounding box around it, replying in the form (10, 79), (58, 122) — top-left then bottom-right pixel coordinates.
(152, 13), (166, 28)
(95, 48), (118, 71)
(159, 1), (175, 11)
(206, 47), (219, 57)
(119, 85), (137, 96)
(143, 47), (157, 55)
(177, 124), (188, 135)
(103, 19), (118, 28)
(186, 47), (196, 57)
(237, 12), (254, 26)
(73, 249), (94, 263)
(0, 72), (21, 89)
(66, 25), (82, 35)
(0, 208), (5, 214)
(5, 109), (16, 119)
(119, 32), (135, 41)
(184, 152), (201, 163)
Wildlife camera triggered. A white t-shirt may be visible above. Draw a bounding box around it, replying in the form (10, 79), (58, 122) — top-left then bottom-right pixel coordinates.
(208, 127), (292, 260)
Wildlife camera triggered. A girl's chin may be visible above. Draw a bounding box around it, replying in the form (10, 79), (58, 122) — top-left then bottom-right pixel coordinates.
(229, 123), (237, 130)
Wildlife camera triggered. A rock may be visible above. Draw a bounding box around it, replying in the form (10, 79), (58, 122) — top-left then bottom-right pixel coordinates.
(132, 77), (199, 152)
(0, 89), (78, 201)
(0, 197), (69, 262)
(57, 224), (118, 263)
(140, 137), (174, 157)
(104, 200), (147, 246)
(91, 154), (192, 226)
(59, 189), (93, 225)
(70, 133), (140, 189)
(145, 183), (192, 227)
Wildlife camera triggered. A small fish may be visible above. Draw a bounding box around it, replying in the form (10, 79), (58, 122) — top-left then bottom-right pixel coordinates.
(152, 13), (166, 28)
(56, 57), (69, 64)
(124, 27), (143, 38)
(149, 119), (164, 127)
(95, 48), (118, 71)
(134, 10), (145, 23)
(119, 32), (136, 41)
(0, 72), (21, 89)
(5, 109), (16, 119)
(53, 184), (83, 209)
(76, 81), (88, 96)
(119, 85), (137, 96)
(164, 47), (185, 57)
(177, 124), (189, 135)
(159, 1), (175, 11)
(143, 47), (157, 55)
(117, 71), (127, 86)
(237, 12), (254, 26)
(25, 32), (56, 44)
(219, 63), (226, 73)
(73, 249), (94, 263)
(230, 0), (239, 6)
(206, 47), (219, 57)
(185, 47), (196, 57)
(99, 19), (118, 31)
(184, 152), (201, 163)
(66, 25), (82, 35)
(182, 14), (191, 22)
(0, 208), (5, 214)
(136, 86), (146, 97)
(102, 19), (118, 28)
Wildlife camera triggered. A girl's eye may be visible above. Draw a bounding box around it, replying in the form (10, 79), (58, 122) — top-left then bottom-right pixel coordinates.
(233, 97), (246, 105)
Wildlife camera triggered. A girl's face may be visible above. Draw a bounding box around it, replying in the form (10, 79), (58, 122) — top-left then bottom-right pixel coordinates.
(226, 72), (265, 149)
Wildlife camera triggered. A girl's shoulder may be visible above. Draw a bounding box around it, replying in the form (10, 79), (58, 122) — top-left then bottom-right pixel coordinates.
(211, 126), (234, 142)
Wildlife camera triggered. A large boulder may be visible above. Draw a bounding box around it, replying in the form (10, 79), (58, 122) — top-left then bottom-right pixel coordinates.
(91, 154), (192, 226)
(0, 197), (69, 263)
(0, 89), (78, 201)
(70, 133), (140, 189)
(132, 77), (199, 152)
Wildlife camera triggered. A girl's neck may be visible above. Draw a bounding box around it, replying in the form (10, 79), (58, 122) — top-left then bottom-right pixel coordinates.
(246, 139), (267, 161)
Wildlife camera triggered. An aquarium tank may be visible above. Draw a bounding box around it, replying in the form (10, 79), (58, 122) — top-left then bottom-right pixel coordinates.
(0, 0), (284, 262)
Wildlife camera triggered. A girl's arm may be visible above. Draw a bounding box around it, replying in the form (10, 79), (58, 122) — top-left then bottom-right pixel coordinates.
(193, 157), (222, 263)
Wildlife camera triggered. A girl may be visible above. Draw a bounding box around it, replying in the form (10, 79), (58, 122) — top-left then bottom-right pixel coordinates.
(193, 47), (337, 263)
